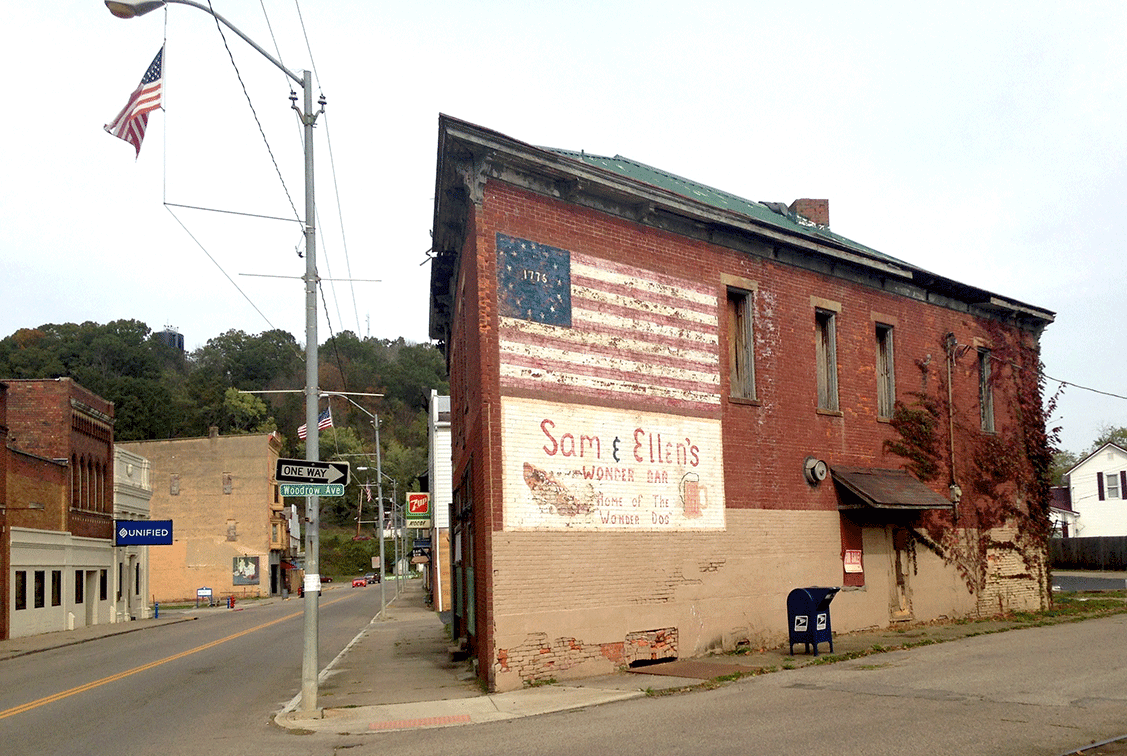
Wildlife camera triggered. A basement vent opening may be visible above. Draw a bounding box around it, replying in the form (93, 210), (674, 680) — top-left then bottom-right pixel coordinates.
(628, 656), (679, 669)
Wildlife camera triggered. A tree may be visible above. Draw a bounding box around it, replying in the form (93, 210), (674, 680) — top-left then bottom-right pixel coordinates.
(192, 329), (302, 390)
(222, 387), (275, 434)
(1049, 449), (1079, 486)
(1089, 425), (1127, 454)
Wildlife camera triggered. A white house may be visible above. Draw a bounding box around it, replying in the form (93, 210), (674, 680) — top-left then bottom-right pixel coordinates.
(1049, 486), (1079, 538)
(1065, 442), (1127, 538)
(426, 391), (452, 613)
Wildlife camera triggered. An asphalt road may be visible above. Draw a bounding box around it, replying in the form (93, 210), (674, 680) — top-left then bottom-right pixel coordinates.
(0, 586), (379, 756)
(352, 614), (1127, 756)
(1053, 575), (1127, 592)
(2, 595), (1125, 756)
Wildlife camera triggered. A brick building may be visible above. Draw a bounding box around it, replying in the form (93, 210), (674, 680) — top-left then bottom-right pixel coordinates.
(118, 430), (291, 602)
(428, 116), (1055, 691)
(3, 378), (116, 639)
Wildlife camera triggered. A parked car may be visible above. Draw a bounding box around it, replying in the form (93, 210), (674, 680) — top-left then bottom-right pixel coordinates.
(365, 573), (379, 584)
(351, 578), (366, 588)
(320, 576), (333, 583)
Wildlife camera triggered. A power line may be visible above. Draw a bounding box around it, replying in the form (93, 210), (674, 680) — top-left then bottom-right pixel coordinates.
(1044, 374), (1127, 403)
(164, 205), (299, 358)
(321, 114), (361, 336)
(292, 0), (360, 336)
(206, 0), (301, 226)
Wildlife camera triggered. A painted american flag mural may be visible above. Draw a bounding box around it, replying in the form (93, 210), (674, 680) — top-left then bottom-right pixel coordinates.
(496, 233), (721, 415)
(496, 233), (725, 531)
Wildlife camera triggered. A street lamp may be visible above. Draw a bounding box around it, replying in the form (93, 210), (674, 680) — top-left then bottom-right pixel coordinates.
(380, 470), (399, 598)
(106, 0), (325, 712)
(325, 394), (389, 614)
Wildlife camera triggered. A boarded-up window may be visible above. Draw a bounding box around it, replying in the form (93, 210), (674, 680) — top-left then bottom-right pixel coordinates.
(979, 349), (994, 433)
(876, 324), (895, 419)
(727, 289), (756, 400)
(816, 309), (839, 412)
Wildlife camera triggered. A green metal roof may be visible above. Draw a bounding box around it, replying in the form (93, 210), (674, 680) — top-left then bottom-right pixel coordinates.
(547, 148), (904, 268)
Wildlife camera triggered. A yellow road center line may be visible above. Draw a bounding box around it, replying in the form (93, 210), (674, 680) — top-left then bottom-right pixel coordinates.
(0, 594), (351, 720)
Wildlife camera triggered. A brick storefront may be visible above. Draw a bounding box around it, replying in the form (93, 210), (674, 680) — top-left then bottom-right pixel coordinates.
(429, 116), (1054, 691)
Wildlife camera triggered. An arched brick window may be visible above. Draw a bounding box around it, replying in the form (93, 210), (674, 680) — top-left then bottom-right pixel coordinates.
(84, 457), (93, 509)
(95, 461), (103, 512)
(72, 454), (80, 508)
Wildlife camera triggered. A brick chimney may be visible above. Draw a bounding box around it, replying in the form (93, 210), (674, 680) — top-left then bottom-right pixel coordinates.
(789, 198), (829, 227)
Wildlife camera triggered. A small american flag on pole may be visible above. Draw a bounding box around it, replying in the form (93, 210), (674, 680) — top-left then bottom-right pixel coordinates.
(298, 408), (333, 439)
(104, 47), (164, 158)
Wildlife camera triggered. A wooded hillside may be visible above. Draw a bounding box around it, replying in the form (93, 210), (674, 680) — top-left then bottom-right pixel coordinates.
(0, 320), (449, 526)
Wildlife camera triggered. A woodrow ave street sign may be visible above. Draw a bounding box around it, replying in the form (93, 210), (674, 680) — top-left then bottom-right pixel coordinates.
(280, 483), (345, 497)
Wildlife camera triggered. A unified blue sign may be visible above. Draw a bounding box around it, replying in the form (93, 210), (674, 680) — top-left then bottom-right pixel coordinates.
(115, 520), (174, 546)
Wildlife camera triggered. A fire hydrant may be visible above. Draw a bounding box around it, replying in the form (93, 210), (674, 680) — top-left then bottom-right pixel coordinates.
(227, 595), (235, 609)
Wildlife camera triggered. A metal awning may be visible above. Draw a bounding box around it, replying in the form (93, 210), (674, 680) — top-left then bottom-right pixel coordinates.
(832, 466), (954, 511)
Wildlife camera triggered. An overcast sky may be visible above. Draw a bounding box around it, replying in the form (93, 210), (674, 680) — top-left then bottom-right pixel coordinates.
(3, 1), (1125, 455)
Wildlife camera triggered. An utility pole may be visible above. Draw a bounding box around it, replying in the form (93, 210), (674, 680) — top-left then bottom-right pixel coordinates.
(107, 0), (324, 711)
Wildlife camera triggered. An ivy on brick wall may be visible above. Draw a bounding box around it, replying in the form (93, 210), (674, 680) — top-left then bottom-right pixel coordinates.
(884, 325), (1056, 610)
(884, 393), (943, 483)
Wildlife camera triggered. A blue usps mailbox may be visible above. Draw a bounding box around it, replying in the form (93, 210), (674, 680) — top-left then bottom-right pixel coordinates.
(787, 586), (840, 656)
(115, 520), (174, 546)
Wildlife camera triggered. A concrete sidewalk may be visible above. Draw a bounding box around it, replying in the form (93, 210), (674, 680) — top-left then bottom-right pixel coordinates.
(276, 579), (652, 734)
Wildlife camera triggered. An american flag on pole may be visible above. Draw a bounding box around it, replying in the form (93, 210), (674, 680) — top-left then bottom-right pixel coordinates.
(298, 408), (333, 439)
(104, 47), (164, 158)
(496, 233), (720, 415)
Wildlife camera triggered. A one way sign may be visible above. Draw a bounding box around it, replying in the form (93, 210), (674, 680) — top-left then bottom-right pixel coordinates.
(275, 458), (351, 486)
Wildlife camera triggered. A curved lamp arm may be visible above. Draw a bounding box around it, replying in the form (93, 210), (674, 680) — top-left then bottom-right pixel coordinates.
(105, 0), (303, 85)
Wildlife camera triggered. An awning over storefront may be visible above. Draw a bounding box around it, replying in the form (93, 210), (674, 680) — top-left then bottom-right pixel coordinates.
(280, 561), (298, 570)
(832, 466), (954, 511)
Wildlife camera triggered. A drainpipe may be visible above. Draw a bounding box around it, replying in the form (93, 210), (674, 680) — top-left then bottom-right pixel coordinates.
(945, 333), (961, 520)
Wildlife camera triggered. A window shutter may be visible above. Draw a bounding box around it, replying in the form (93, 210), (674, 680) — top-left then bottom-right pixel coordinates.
(1097, 472), (1105, 501)
(1121, 471), (1126, 499)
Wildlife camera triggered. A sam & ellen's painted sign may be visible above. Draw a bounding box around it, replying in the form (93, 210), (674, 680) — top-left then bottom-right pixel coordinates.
(502, 397), (724, 531)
